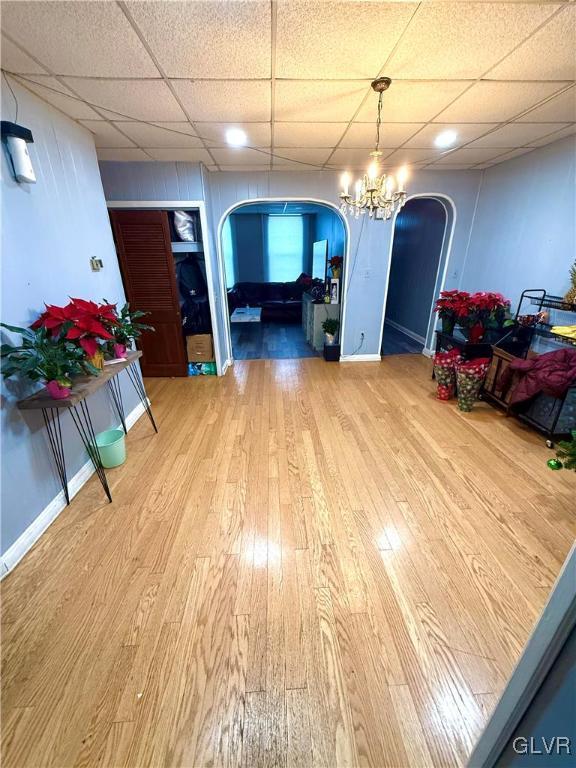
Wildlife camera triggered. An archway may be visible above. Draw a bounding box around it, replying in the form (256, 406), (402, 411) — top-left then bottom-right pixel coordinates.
(380, 194), (456, 356)
(216, 198), (350, 363)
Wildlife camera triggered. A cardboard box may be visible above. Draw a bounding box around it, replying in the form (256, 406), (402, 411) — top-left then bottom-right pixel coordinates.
(186, 333), (214, 362)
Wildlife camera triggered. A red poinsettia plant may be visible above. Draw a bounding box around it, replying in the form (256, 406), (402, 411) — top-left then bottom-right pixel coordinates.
(31, 298), (118, 357)
(328, 256), (343, 270)
(434, 290), (471, 321)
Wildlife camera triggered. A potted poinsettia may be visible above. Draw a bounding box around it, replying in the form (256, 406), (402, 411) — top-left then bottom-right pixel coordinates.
(1, 324), (99, 399)
(103, 302), (154, 358)
(32, 298), (118, 369)
(328, 256), (343, 279)
(434, 290), (471, 334)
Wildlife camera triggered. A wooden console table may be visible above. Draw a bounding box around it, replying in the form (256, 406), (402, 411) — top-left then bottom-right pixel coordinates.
(17, 351), (157, 504)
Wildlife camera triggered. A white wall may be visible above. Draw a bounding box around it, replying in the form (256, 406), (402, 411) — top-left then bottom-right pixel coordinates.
(1, 82), (140, 556)
(461, 136), (576, 309)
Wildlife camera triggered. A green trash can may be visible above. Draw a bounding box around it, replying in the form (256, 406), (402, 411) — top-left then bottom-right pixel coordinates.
(95, 428), (126, 468)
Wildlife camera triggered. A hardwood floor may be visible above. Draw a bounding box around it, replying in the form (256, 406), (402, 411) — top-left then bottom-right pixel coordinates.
(231, 321), (318, 360)
(2, 355), (574, 768)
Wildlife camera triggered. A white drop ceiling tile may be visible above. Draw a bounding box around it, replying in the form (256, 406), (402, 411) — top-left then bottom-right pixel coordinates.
(517, 87), (576, 122)
(78, 120), (136, 148)
(272, 149), (332, 168)
(218, 166), (269, 172)
(113, 122), (202, 148)
(97, 148), (152, 162)
(1, 1), (158, 77)
(275, 81), (367, 122)
(469, 122), (571, 148)
(489, 8), (576, 81)
(276, 0), (417, 78)
(436, 81), (568, 123)
(15, 75), (100, 119)
(432, 147), (510, 165)
(527, 124), (576, 146)
(1, 35), (47, 74)
(386, 2), (558, 79)
(125, 0), (270, 78)
(198, 123), (271, 148)
(355, 81), (471, 123)
(404, 123), (499, 148)
(486, 147), (537, 165)
(327, 147), (395, 170)
(385, 148), (447, 166)
(273, 123), (347, 148)
(211, 147), (271, 166)
(340, 123), (424, 148)
(172, 80), (271, 122)
(144, 148), (214, 163)
(62, 79), (186, 122)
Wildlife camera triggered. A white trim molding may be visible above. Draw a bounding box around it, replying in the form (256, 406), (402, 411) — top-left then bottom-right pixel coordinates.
(0, 400), (148, 578)
(215, 197), (351, 364)
(339, 353), (382, 362)
(105, 200), (224, 376)
(384, 318), (426, 345)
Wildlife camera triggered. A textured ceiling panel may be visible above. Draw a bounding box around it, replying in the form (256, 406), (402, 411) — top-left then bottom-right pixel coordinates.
(113, 122), (203, 148)
(273, 123), (347, 148)
(526, 124), (576, 146)
(469, 122), (570, 148)
(476, 147), (536, 167)
(97, 148), (152, 161)
(386, 2), (558, 79)
(275, 81), (367, 122)
(436, 81), (568, 123)
(15, 75), (100, 119)
(125, 0), (271, 78)
(78, 120), (136, 148)
(198, 122), (271, 148)
(62, 78), (186, 121)
(276, 0), (417, 78)
(272, 148), (332, 168)
(172, 80), (271, 122)
(341, 122), (425, 148)
(384, 147), (446, 166)
(431, 147), (513, 165)
(1, 35), (47, 74)
(1, 1), (158, 77)
(144, 147), (214, 162)
(516, 87), (576, 122)
(211, 147), (271, 166)
(327, 147), (395, 170)
(355, 81), (471, 123)
(404, 123), (499, 148)
(488, 7), (576, 81)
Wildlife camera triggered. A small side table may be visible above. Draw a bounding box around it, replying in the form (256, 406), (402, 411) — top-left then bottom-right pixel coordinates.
(432, 330), (493, 378)
(17, 351), (157, 504)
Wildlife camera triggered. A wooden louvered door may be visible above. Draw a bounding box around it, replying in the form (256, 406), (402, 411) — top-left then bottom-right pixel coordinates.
(110, 209), (188, 377)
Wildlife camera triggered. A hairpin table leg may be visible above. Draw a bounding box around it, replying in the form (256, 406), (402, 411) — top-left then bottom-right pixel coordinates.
(125, 362), (158, 433)
(42, 407), (70, 505)
(107, 376), (127, 435)
(69, 400), (112, 503)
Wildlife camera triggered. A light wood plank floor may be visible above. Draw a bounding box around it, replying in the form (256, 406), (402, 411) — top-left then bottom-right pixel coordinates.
(2, 356), (575, 768)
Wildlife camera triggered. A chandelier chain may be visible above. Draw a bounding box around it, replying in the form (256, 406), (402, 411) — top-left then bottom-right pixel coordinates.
(375, 92), (383, 153)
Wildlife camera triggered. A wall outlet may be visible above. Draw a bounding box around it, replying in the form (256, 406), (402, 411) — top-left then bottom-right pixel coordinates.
(90, 257), (103, 272)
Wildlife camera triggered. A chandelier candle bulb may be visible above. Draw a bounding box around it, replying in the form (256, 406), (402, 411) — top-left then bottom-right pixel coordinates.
(397, 166), (408, 192)
(341, 172), (350, 196)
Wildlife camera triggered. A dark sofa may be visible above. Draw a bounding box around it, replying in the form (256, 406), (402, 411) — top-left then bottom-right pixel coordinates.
(227, 275), (312, 323)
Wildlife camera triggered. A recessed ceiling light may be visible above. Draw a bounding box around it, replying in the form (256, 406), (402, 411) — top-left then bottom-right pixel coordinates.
(226, 128), (247, 147)
(435, 129), (458, 148)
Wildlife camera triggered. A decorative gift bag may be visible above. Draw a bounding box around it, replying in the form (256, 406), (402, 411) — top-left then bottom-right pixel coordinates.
(433, 349), (461, 400)
(455, 358), (491, 412)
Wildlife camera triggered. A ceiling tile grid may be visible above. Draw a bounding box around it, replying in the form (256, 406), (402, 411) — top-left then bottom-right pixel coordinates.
(0, 0), (574, 171)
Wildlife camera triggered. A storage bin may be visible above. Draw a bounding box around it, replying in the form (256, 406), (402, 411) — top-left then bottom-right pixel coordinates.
(186, 333), (214, 362)
(95, 429), (126, 468)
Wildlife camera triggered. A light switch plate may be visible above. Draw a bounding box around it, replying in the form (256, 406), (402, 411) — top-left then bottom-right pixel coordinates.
(90, 257), (103, 272)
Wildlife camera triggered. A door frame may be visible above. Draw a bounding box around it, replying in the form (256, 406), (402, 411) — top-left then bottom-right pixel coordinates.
(106, 200), (223, 375)
(216, 197), (350, 365)
(378, 193), (457, 357)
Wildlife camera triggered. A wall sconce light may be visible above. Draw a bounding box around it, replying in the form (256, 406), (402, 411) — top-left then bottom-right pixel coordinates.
(1, 121), (36, 183)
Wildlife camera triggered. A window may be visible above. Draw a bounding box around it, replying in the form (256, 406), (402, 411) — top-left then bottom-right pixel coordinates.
(222, 217), (235, 287)
(266, 215), (304, 282)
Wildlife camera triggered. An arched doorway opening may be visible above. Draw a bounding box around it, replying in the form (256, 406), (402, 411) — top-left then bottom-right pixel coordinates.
(381, 195), (455, 356)
(217, 199), (349, 362)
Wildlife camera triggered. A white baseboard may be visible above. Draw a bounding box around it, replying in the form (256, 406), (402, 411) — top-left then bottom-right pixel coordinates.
(339, 353), (382, 362)
(422, 347), (434, 358)
(384, 319), (426, 345)
(221, 358), (233, 375)
(0, 400), (148, 579)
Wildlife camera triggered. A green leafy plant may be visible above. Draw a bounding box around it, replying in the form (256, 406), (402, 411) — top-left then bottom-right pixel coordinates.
(104, 302), (154, 349)
(0, 323), (99, 387)
(553, 431), (576, 472)
(322, 318), (339, 336)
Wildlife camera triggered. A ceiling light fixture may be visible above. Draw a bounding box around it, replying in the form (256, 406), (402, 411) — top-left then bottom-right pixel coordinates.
(339, 78), (408, 221)
(435, 129), (458, 148)
(226, 127), (247, 147)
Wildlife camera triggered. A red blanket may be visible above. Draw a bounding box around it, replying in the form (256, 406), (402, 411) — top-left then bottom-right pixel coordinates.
(499, 348), (576, 406)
